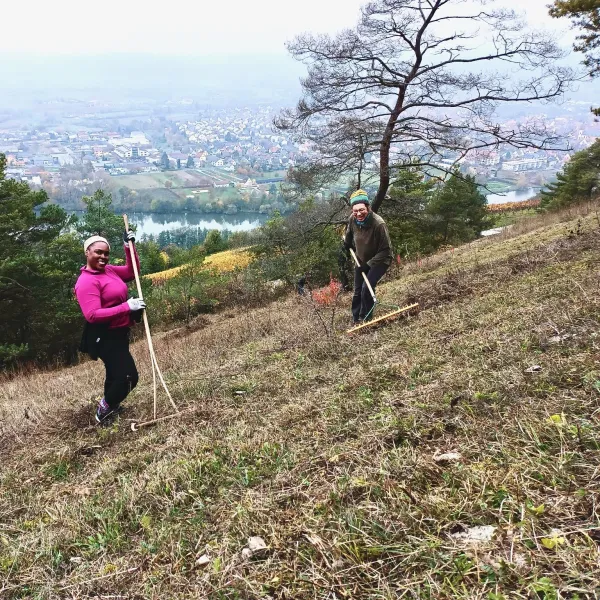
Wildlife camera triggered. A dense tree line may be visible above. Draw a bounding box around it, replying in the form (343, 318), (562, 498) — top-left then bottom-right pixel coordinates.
(1, 154), (83, 367)
(252, 168), (490, 287)
(141, 227), (234, 251)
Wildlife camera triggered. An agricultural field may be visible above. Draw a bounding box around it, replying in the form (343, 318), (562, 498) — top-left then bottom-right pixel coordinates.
(204, 247), (253, 271)
(484, 180), (512, 193)
(170, 187), (213, 200)
(256, 169), (287, 180)
(135, 188), (180, 202)
(168, 186), (245, 206)
(194, 167), (244, 184)
(109, 170), (213, 191)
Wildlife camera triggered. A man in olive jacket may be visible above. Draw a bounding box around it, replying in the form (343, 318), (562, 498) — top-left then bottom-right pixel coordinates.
(343, 189), (394, 323)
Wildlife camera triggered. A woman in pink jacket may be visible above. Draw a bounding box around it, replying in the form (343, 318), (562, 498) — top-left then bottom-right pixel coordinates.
(75, 231), (145, 424)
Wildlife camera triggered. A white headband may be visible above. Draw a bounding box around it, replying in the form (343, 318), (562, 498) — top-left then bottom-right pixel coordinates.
(84, 236), (110, 252)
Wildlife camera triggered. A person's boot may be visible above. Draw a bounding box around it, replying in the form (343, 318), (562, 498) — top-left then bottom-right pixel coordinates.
(95, 398), (121, 425)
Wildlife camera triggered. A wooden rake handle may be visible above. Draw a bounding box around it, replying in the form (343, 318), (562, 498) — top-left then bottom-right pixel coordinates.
(123, 214), (144, 300)
(348, 247), (376, 303)
(122, 214), (179, 416)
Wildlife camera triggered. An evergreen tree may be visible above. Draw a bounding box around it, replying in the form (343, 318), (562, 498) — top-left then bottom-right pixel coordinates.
(76, 189), (126, 257)
(203, 230), (228, 255)
(0, 154), (81, 366)
(161, 152), (170, 170)
(137, 240), (168, 274)
(158, 230), (172, 247)
(427, 172), (490, 245)
(253, 201), (343, 286)
(381, 167), (437, 256)
(540, 140), (600, 210)
(186, 155), (195, 168)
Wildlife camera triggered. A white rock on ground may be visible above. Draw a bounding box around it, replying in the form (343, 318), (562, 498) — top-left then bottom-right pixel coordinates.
(450, 525), (497, 545)
(433, 452), (462, 463)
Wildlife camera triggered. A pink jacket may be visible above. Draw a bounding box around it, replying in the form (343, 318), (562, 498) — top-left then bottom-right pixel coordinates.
(74, 245), (141, 329)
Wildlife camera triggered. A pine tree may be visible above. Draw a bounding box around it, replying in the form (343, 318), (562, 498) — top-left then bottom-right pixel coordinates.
(540, 140), (600, 210)
(77, 189), (125, 255)
(427, 172), (490, 245)
(203, 230), (228, 255)
(381, 167), (437, 256)
(550, 0), (600, 114)
(0, 154), (81, 366)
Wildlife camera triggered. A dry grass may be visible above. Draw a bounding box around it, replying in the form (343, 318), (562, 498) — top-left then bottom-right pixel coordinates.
(1, 207), (600, 599)
(145, 248), (253, 282)
(204, 248), (253, 272)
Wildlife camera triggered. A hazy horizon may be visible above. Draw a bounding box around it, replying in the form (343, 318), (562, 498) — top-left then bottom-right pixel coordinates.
(1, 0), (598, 113)
(0, 0), (575, 56)
(0, 53), (306, 110)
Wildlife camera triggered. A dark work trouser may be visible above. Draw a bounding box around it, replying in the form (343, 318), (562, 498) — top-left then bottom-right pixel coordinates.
(352, 263), (388, 322)
(97, 328), (139, 409)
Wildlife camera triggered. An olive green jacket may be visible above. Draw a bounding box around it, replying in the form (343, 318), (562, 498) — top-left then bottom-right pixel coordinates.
(344, 212), (393, 268)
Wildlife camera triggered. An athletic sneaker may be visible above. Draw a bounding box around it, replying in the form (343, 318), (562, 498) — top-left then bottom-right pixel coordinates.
(95, 398), (122, 425)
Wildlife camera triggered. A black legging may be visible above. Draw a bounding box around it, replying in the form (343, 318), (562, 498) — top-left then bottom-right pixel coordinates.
(352, 263), (388, 322)
(97, 328), (139, 409)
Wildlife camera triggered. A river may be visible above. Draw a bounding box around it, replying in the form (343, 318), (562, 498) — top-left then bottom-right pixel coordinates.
(71, 188), (537, 237)
(73, 211), (269, 237)
(486, 187), (539, 205)
(130, 188), (539, 235)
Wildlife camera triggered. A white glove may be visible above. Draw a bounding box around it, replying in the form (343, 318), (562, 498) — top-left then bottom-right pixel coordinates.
(123, 230), (136, 244)
(127, 298), (146, 311)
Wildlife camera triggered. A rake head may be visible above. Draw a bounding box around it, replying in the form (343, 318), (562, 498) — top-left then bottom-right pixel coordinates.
(346, 302), (419, 333)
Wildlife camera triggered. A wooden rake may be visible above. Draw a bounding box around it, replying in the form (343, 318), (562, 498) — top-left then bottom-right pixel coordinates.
(123, 214), (180, 431)
(346, 247), (419, 333)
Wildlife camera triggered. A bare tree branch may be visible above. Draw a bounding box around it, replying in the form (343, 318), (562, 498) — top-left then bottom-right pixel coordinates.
(276, 0), (577, 211)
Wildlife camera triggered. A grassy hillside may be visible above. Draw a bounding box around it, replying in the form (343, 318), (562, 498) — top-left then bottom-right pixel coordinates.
(1, 208), (599, 598)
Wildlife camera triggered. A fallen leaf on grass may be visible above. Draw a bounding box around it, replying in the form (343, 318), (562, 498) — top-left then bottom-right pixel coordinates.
(548, 414), (566, 426)
(541, 531), (566, 550)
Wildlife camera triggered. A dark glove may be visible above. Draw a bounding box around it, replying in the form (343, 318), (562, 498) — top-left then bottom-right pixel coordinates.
(123, 229), (136, 244)
(357, 264), (369, 274)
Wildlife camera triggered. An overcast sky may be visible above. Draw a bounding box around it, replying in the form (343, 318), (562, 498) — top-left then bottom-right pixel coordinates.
(2, 0), (574, 56)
